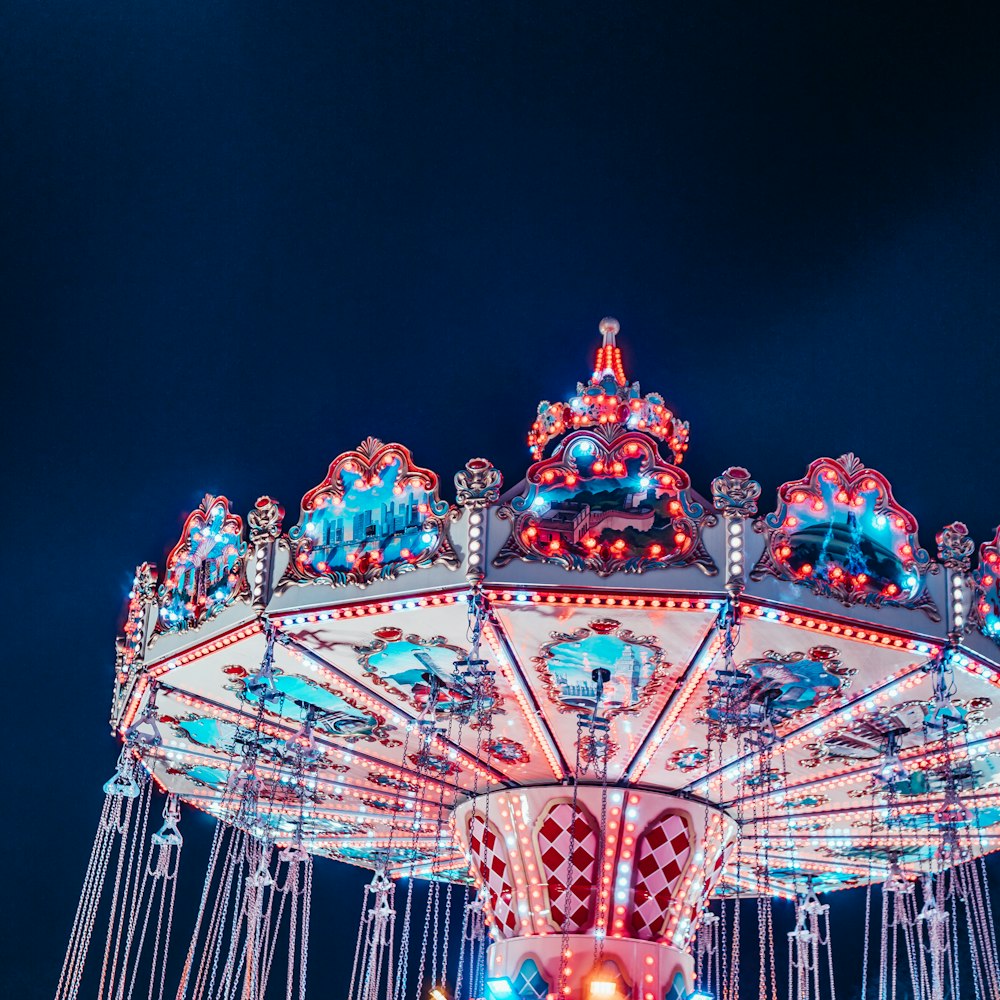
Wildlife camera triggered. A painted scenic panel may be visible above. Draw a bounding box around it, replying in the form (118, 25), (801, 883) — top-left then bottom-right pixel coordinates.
(284, 439), (457, 588)
(496, 430), (715, 576)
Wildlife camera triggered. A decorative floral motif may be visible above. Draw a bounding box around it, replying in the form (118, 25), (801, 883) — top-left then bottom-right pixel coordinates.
(752, 454), (938, 619)
(745, 767), (786, 787)
(802, 697), (990, 768)
(353, 631), (502, 720)
(889, 756), (1000, 796)
(761, 865), (860, 890)
(156, 495), (248, 632)
(282, 438), (458, 590)
(972, 526), (1000, 645)
(360, 795), (400, 812)
(407, 750), (459, 777)
(368, 772), (420, 793)
(425, 865), (476, 885)
(745, 767), (788, 788)
(884, 806), (1000, 832)
(256, 812), (362, 838)
(533, 619), (670, 718)
(781, 793), (829, 810)
(577, 732), (619, 764)
(820, 843), (935, 865)
(665, 746), (708, 772)
(455, 457), (503, 510)
(483, 737), (530, 765)
(496, 430), (716, 577)
(711, 466), (761, 517)
(164, 761), (231, 790)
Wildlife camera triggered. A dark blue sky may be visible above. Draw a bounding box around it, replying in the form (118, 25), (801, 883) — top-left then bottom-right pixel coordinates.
(2, 3), (998, 998)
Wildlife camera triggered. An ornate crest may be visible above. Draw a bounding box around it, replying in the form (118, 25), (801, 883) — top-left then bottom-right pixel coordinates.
(282, 438), (458, 589)
(455, 458), (502, 510)
(156, 495), (248, 633)
(751, 454), (938, 619)
(577, 731), (620, 764)
(495, 430), (716, 577)
(711, 466), (761, 517)
(483, 737), (531, 765)
(353, 630), (503, 721)
(936, 521), (974, 571)
(800, 700), (932, 766)
(532, 618), (670, 718)
(248, 495), (285, 542)
(972, 526), (1000, 645)
(528, 319), (689, 464)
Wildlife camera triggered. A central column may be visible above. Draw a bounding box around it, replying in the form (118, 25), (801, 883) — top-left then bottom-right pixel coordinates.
(453, 786), (735, 1000)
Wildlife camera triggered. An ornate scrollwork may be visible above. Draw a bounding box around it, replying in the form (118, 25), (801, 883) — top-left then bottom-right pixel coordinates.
(936, 521), (974, 571)
(455, 457), (502, 510)
(751, 454), (939, 619)
(248, 495), (285, 541)
(495, 430), (716, 577)
(483, 737), (531, 765)
(711, 466), (761, 517)
(281, 438), (459, 590)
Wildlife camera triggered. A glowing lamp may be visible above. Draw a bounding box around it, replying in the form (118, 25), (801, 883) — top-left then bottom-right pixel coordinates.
(690, 992), (715, 1000)
(486, 978), (516, 1000)
(588, 980), (617, 1000)
(430, 990), (449, 1000)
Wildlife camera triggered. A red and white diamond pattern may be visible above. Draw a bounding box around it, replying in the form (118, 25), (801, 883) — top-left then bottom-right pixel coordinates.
(629, 811), (691, 939)
(536, 801), (598, 932)
(467, 812), (519, 937)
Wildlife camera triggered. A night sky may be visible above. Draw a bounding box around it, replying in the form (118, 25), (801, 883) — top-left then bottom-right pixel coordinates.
(3, 4), (998, 999)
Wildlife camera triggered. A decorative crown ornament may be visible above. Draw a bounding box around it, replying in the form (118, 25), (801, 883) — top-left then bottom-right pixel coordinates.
(527, 318), (690, 464)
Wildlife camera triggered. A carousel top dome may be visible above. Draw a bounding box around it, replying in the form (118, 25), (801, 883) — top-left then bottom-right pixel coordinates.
(527, 318), (690, 464)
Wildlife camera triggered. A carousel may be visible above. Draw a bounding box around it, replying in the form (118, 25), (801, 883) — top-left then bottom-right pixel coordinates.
(57, 320), (1000, 1000)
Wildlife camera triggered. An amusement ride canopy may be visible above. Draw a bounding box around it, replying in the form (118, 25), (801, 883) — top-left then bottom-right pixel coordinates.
(57, 321), (1000, 1000)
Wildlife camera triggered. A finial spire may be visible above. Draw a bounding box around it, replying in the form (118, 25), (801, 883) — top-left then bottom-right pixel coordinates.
(594, 317), (626, 386)
(599, 316), (620, 349)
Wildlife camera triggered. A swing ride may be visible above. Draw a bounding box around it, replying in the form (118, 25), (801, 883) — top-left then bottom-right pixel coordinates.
(58, 320), (1000, 1000)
